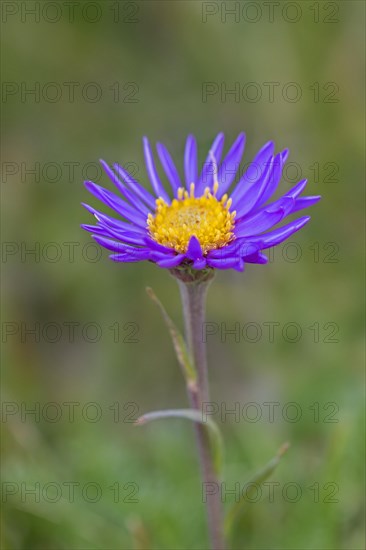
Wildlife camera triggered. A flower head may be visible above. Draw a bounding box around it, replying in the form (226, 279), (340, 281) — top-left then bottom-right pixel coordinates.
(81, 133), (320, 272)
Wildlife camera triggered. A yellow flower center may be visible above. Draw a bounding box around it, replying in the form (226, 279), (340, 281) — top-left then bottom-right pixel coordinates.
(147, 182), (236, 254)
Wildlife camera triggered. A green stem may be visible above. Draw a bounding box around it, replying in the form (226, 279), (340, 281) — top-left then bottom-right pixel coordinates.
(178, 278), (210, 402)
(173, 268), (226, 550)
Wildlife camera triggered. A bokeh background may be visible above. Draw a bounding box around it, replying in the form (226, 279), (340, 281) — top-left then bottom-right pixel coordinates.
(1, 1), (365, 549)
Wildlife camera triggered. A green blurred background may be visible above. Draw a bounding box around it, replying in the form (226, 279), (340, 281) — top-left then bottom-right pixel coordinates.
(1, 1), (364, 548)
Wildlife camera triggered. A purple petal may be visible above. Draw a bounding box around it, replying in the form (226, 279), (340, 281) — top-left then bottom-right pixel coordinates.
(143, 137), (170, 202)
(84, 181), (147, 227)
(192, 257), (207, 270)
(253, 217), (311, 249)
(110, 251), (151, 262)
(235, 198), (294, 237)
(81, 224), (107, 236)
(235, 211), (285, 237)
(100, 160), (150, 216)
(217, 133), (246, 197)
(208, 240), (260, 259)
(256, 175), (308, 214)
(83, 223), (144, 246)
(153, 253), (186, 268)
(143, 237), (176, 254)
(234, 156), (275, 219)
(186, 235), (203, 261)
(281, 149), (289, 163)
(242, 190), (296, 223)
(184, 135), (198, 187)
(92, 235), (145, 253)
(256, 151), (285, 206)
(291, 196), (321, 214)
(92, 236), (151, 261)
(244, 252), (269, 264)
(207, 255), (245, 271)
(82, 203), (146, 235)
(197, 132), (225, 193)
(198, 153), (217, 194)
(113, 163), (156, 209)
(231, 140), (274, 206)
(156, 142), (182, 195)
(95, 224), (147, 246)
(284, 179), (308, 199)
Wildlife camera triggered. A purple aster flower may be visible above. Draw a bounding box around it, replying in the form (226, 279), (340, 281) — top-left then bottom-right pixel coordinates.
(81, 133), (321, 272)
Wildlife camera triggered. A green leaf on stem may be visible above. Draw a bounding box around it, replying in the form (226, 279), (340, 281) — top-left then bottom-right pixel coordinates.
(146, 287), (197, 388)
(224, 442), (290, 536)
(135, 408), (224, 477)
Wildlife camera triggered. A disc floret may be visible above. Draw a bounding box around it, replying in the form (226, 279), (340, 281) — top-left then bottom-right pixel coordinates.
(147, 183), (236, 254)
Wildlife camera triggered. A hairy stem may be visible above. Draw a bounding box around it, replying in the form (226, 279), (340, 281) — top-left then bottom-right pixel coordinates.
(175, 270), (226, 550)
